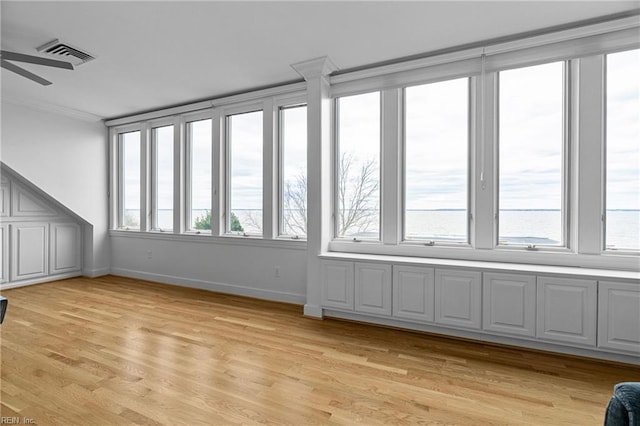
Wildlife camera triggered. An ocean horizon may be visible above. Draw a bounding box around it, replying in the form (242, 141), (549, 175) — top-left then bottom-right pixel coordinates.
(124, 208), (639, 250)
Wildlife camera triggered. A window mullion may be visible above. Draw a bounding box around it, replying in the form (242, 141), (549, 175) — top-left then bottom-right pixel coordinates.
(114, 130), (123, 229)
(174, 117), (185, 234)
(381, 88), (401, 245)
(575, 55), (605, 254)
(473, 73), (497, 249)
(140, 123), (151, 232)
(212, 109), (222, 236)
(263, 98), (276, 240)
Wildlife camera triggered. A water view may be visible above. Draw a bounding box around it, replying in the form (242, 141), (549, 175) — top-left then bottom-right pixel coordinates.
(124, 209), (639, 251)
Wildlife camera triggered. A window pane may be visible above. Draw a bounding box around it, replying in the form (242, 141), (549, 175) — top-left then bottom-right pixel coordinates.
(281, 105), (307, 238)
(188, 119), (212, 231)
(153, 125), (174, 230)
(606, 49), (640, 251)
(336, 92), (381, 239)
(405, 78), (469, 243)
(499, 62), (564, 246)
(228, 111), (263, 235)
(121, 131), (140, 229)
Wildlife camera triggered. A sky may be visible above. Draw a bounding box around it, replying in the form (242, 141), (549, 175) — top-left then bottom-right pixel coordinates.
(122, 48), (639, 242)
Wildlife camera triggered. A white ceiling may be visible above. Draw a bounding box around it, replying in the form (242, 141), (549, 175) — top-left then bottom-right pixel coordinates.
(1, 1), (638, 120)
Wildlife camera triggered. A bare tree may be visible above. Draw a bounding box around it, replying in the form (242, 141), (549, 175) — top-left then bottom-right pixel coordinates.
(282, 152), (378, 238)
(337, 153), (378, 237)
(283, 173), (308, 237)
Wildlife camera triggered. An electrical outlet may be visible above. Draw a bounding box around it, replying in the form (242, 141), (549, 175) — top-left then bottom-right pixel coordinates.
(275, 266), (280, 277)
(147, 250), (152, 259)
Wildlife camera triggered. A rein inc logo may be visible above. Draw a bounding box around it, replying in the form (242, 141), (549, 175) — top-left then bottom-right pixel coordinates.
(0, 418), (35, 424)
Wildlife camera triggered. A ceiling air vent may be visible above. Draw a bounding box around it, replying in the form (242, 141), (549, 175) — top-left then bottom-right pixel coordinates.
(36, 39), (95, 66)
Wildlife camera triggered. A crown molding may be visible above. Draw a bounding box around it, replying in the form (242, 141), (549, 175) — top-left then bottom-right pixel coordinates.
(291, 56), (339, 81)
(1, 94), (104, 123)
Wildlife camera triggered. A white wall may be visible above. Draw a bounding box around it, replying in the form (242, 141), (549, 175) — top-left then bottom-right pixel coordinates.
(0, 101), (109, 275)
(110, 236), (307, 303)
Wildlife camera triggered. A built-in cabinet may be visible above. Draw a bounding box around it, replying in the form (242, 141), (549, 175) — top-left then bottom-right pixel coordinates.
(320, 258), (639, 361)
(393, 266), (434, 322)
(355, 263), (391, 316)
(536, 277), (597, 346)
(11, 222), (49, 282)
(483, 272), (536, 337)
(0, 172), (84, 288)
(435, 269), (482, 330)
(321, 260), (354, 310)
(598, 281), (640, 353)
(50, 223), (82, 275)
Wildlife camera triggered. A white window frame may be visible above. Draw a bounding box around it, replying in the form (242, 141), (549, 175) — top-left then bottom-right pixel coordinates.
(328, 17), (639, 270)
(332, 90), (384, 243)
(183, 110), (215, 235)
(494, 59), (572, 252)
(149, 117), (176, 233)
(222, 102), (265, 237)
(113, 123), (145, 231)
(276, 95), (308, 240)
(400, 76), (474, 248)
(603, 48), (640, 255)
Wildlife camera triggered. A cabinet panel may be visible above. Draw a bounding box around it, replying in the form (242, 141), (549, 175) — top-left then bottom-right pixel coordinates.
(11, 185), (56, 217)
(0, 225), (7, 283)
(598, 281), (640, 354)
(435, 269), (482, 329)
(0, 182), (9, 217)
(483, 272), (536, 337)
(537, 277), (596, 346)
(393, 266), (435, 322)
(321, 260), (354, 310)
(11, 223), (49, 281)
(50, 223), (82, 274)
(355, 263), (391, 316)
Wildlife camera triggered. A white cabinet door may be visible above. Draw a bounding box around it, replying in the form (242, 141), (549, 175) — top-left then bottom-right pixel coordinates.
(50, 223), (82, 275)
(537, 276), (597, 346)
(0, 224), (7, 284)
(11, 223), (49, 282)
(321, 260), (354, 310)
(355, 263), (391, 316)
(598, 281), (640, 354)
(483, 272), (536, 337)
(0, 181), (9, 217)
(393, 265), (435, 322)
(435, 269), (482, 330)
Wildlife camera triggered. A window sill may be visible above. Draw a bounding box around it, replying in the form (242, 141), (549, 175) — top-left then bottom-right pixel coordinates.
(109, 229), (307, 250)
(328, 240), (640, 272)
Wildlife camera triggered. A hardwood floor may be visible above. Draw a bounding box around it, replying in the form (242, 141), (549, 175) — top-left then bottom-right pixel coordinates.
(1, 276), (637, 425)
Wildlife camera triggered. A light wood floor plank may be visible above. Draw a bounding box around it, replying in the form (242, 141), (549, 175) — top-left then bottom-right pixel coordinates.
(1, 275), (638, 425)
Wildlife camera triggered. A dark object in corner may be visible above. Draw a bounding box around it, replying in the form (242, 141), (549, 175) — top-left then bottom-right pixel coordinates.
(605, 382), (640, 426)
(0, 296), (6, 324)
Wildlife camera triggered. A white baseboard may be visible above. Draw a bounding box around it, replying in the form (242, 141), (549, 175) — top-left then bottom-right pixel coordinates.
(82, 267), (111, 278)
(0, 271), (83, 290)
(110, 267), (306, 305)
(303, 304), (323, 318)
(325, 309), (640, 365)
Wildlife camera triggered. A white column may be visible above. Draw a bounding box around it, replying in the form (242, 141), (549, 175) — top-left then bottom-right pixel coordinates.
(291, 56), (338, 318)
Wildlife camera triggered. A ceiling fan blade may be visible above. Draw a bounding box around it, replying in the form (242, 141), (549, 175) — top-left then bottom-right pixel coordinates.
(0, 50), (73, 70)
(1, 59), (52, 86)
